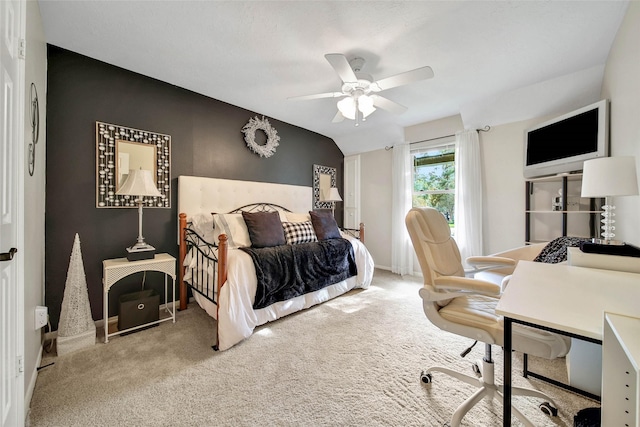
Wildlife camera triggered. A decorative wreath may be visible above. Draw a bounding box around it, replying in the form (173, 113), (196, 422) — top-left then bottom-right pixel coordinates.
(242, 116), (280, 158)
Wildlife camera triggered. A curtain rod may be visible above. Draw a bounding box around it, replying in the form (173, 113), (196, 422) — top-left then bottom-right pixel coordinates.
(384, 125), (491, 150)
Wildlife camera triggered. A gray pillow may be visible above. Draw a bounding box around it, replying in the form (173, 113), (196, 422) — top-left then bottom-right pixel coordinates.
(309, 210), (341, 240)
(241, 211), (286, 248)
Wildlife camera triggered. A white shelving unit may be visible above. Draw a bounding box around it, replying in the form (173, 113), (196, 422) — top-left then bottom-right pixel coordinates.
(602, 312), (640, 426)
(525, 173), (602, 243)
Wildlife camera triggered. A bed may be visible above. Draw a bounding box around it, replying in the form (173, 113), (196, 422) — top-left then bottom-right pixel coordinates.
(177, 176), (375, 351)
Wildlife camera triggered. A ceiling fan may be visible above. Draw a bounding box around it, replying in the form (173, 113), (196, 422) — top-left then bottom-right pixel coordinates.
(289, 53), (434, 126)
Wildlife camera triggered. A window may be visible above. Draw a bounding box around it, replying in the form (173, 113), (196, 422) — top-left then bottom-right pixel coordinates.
(411, 144), (455, 228)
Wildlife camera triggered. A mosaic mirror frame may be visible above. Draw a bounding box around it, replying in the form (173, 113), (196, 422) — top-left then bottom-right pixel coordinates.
(313, 164), (336, 210)
(96, 121), (171, 208)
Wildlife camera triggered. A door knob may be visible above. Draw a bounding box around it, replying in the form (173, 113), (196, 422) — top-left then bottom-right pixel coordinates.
(0, 248), (17, 262)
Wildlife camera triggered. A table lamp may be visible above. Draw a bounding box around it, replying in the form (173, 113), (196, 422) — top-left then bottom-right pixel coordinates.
(581, 156), (639, 245)
(116, 168), (162, 260)
(321, 187), (342, 217)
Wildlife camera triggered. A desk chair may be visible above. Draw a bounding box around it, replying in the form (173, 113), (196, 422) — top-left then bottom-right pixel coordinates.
(471, 242), (547, 288)
(405, 207), (570, 427)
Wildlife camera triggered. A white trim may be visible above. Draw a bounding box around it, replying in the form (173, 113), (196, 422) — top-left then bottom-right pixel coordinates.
(343, 154), (361, 229)
(16, 0), (27, 423)
(24, 343), (42, 420)
(410, 135), (456, 152)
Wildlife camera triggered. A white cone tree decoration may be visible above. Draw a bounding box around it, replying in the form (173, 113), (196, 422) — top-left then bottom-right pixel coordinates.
(57, 233), (96, 355)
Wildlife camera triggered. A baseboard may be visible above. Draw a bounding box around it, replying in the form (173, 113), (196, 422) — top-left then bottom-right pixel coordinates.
(374, 265), (422, 278)
(46, 301), (178, 339)
(24, 343), (43, 423)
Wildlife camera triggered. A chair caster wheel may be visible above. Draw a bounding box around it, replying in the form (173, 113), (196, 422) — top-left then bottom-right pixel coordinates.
(472, 362), (481, 377)
(420, 371), (432, 384)
(539, 401), (558, 417)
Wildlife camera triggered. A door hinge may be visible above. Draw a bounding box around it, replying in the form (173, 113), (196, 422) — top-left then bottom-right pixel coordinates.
(18, 38), (26, 59)
(17, 355), (24, 374)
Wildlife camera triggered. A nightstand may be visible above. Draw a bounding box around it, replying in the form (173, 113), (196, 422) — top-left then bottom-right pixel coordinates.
(102, 253), (176, 343)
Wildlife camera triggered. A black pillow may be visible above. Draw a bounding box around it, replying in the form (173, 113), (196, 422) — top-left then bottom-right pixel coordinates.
(309, 210), (341, 240)
(241, 211), (286, 248)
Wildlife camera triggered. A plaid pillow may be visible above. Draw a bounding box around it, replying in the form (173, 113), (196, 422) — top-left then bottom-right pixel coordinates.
(282, 221), (318, 245)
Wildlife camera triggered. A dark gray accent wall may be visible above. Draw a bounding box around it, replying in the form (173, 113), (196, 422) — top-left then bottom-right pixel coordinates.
(46, 46), (343, 329)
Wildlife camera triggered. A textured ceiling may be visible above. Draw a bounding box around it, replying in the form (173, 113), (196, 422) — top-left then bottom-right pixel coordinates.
(38, 1), (629, 155)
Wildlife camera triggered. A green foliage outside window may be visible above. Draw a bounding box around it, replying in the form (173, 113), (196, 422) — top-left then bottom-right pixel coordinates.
(412, 150), (455, 225)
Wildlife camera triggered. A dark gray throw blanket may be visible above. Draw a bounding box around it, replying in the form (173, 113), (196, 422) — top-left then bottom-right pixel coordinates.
(240, 238), (358, 310)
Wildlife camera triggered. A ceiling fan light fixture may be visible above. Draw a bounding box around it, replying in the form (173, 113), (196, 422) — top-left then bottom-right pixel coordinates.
(292, 53), (433, 126)
(358, 95), (376, 118)
(337, 97), (356, 120)
(337, 94), (376, 124)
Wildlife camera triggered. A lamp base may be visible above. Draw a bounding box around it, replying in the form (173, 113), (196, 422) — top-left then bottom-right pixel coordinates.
(125, 244), (156, 261)
(590, 238), (625, 246)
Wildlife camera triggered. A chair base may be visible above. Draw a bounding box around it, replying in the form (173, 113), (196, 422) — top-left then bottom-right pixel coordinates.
(423, 356), (558, 427)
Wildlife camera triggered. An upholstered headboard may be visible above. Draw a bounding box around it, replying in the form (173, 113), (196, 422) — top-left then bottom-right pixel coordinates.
(178, 176), (313, 222)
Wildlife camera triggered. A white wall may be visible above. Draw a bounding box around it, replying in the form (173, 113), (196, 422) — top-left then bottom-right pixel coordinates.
(359, 148), (392, 269)
(480, 117), (552, 254)
(601, 1), (640, 246)
(23, 0), (47, 415)
(404, 115), (463, 143)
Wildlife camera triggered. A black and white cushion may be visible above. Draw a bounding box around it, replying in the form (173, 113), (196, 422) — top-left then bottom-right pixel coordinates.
(282, 221), (318, 245)
(533, 236), (591, 264)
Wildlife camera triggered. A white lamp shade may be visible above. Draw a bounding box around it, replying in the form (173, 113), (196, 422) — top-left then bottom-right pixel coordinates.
(116, 169), (162, 197)
(321, 187), (342, 202)
(581, 156), (639, 198)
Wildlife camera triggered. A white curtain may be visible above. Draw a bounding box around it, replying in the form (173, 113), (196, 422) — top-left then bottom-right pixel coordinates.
(391, 142), (414, 275)
(454, 130), (483, 265)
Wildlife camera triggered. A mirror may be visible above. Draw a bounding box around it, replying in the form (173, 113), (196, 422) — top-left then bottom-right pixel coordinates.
(116, 140), (156, 189)
(96, 121), (171, 208)
(313, 164), (336, 209)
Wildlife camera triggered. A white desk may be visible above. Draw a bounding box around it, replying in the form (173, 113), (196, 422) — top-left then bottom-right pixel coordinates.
(495, 261), (640, 425)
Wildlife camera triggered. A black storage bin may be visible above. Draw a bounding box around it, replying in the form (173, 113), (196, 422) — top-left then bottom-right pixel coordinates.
(574, 407), (600, 427)
(118, 289), (160, 333)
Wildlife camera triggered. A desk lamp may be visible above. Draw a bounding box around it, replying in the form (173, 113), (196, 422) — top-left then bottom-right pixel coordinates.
(321, 187), (342, 217)
(116, 168), (162, 260)
(581, 156), (638, 245)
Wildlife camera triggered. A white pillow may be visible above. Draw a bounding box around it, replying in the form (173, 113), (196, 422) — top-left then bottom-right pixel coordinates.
(284, 211), (311, 223)
(190, 213), (217, 243)
(277, 210), (288, 222)
(213, 213), (251, 248)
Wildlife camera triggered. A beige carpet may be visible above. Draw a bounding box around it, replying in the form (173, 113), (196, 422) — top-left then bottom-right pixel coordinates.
(28, 270), (598, 426)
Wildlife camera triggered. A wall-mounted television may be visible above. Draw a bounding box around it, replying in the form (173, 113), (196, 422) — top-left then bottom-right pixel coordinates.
(523, 99), (609, 178)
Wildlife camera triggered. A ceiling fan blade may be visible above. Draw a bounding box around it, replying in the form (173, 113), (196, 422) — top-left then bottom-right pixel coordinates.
(372, 66), (434, 91)
(331, 111), (345, 123)
(288, 92), (345, 101)
(372, 95), (408, 115)
(325, 53), (358, 83)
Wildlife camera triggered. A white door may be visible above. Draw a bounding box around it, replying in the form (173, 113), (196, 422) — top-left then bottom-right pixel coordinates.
(343, 155), (360, 229)
(1, 1), (25, 426)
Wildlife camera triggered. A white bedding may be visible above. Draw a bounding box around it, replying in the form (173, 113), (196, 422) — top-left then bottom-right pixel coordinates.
(185, 234), (374, 351)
